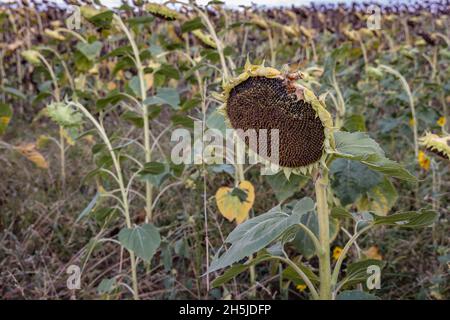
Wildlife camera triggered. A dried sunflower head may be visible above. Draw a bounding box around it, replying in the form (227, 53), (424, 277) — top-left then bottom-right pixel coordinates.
(419, 132), (450, 160)
(218, 60), (334, 177)
(145, 3), (180, 21)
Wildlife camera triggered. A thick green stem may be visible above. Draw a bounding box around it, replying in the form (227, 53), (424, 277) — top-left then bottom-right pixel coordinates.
(314, 170), (332, 300)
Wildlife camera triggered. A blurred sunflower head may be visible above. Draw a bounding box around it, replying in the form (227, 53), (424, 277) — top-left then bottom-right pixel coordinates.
(419, 132), (450, 160)
(145, 2), (180, 21)
(217, 60), (334, 177)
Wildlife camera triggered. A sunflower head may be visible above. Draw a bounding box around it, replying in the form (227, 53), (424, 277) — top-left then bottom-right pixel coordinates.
(145, 2), (180, 21)
(218, 60), (333, 177)
(419, 132), (450, 160)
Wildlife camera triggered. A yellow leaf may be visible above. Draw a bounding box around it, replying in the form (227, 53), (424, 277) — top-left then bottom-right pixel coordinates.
(364, 246), (383, 260)
(15, 143), (49, 169)
(215, 180), (255, 224)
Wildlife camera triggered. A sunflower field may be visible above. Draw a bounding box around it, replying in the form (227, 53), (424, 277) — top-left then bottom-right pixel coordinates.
(0, 0), (449, 301)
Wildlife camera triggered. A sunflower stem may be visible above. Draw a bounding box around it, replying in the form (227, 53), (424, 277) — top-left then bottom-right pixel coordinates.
(314, 169), (332, 300)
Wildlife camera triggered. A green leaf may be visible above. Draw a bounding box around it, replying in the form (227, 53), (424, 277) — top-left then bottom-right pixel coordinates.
(92, 207), (119, 226)
(330, 207), (353, 220)
(332, 131), (416, 182)
(128, 15), (155, 27)
(208, 206), (302, 273)
(211, 252), (272, 288)
(331, 159), (383, 206)
(356, 177), (398, 216)
(336, 290), (380, 300)
(96, 91), (127, 111)
(76, 192), (99, 223)
(343, 114), (366, 132)
(282, 261), (319, 285)
(265, 171), (309, 202)
(181, 17), (204, 33)
(97, 278), (116, 295)
(127, 76), (145, 98)
(87, 10), (114, 28)
(118, 223), (161, 261)
(155, 64), (179, 80)
(372, 209), (438, 228)
(292, 210), (339, 259)
(139, 162), (171, 187)
(171, 115), (194, 128)
(1, 86), (26, 100)
(76, 41), (103, 61)
(340, 259), (385, 288)
(206, 111), (227, 134)
(334, 131), (385, 158)
(140, 161), (165, 175)
(145, 87), (180, 109)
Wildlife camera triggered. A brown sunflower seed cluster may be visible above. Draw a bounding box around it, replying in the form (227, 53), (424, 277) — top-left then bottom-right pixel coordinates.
(227, 76), (325, 167)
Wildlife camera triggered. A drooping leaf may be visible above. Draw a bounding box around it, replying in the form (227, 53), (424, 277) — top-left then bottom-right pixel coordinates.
(211, 252), (272, 288)
(265, 171), (309, 202)
(343, 114), (367, 132)
(139, 161), (166, 175)
(144, 87), (180, 109)
(208, 205), (302, 273)
(292, 210), (339, 259)
(339, 259), (385, 288)
(76, 192), (100, 223)
(331, 158), (383, 206)
(282, 260), (320, 286)
(181, 17), (204, 33)
(356, 177), (398, 216)
(76, 41), (103, 61)
(216, 181), (255, 224)
(171, 115), (194, 128)
(97, 278), (116, 295)
(372, 209), (438, 228)
(118, 223), (161, 261)
(86, 10), (114, 28)
(332, 131), (416, 182)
